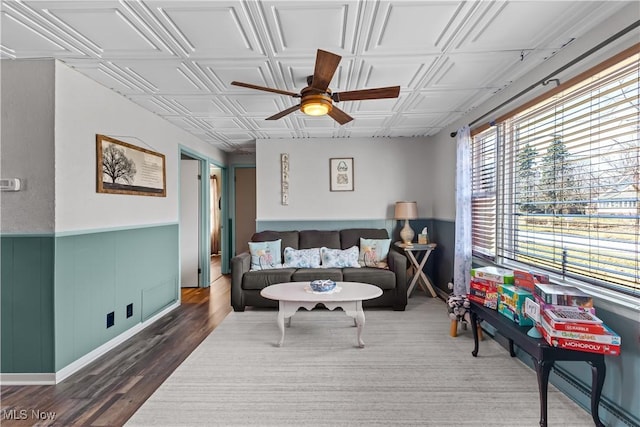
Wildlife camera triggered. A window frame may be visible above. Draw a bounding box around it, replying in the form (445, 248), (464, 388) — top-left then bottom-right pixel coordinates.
(470, 44), (639, 304)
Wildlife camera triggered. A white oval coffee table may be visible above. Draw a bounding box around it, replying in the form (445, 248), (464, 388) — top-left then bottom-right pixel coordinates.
(260, 281), (382, 348)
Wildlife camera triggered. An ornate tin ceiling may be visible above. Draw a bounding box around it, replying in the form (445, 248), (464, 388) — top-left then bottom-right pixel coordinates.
(0, 1), (631, 152)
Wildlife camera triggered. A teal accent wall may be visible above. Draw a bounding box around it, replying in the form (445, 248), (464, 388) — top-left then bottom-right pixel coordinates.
(1, 236), (55, 373)
(2, 225), (179, 374)
(430, 219), (455, 291)
(256, 219), (393, 233)
(54, 224), (179, 371)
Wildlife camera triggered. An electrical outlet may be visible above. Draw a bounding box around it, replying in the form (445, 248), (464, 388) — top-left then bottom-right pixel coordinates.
(106, 311), (114, 328)
(126, 303), (133, 318)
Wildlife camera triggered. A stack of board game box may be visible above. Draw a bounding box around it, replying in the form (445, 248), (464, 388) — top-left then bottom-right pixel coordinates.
(533, 283), (621, 356)
(497, 284), (534, 326)
(468, 267), (514, 310)
(493, 269), (550, 326)
(513, 269), (550, 292)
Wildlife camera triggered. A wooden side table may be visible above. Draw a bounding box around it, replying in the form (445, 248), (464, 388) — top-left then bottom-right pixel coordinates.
(394, 242), (437, 297)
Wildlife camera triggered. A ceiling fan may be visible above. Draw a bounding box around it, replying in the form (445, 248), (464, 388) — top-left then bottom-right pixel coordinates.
(231, 49), (401, 125)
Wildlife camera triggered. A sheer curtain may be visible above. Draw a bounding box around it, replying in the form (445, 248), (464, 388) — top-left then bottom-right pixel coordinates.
(453, 126), (472, 295)
(210, 174), (220, 254)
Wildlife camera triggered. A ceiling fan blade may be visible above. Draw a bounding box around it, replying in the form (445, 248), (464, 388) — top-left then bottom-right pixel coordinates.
(310, 49), (342, 92)
(328, 105), (353, 125)
(231, 81), (299, 97)
(332, 86), (400, 102)
(266, 104), (301, 120)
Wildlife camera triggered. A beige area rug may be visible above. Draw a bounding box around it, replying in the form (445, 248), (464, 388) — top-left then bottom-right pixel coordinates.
(126, 294), (594, 427)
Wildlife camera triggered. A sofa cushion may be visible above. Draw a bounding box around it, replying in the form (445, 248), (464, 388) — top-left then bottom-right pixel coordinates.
(340, 228), (389, 250)
(283, 247), (321, 268)
(251, 231), (299, 259)
(358, 238), (392, 269)
(299, 230), (340, 249)
(242, 268), (296, 290)
(342, 267), (396, 290)
(321, 246), (360, 268)
(291, 268), (343, 282)
(248, 240), (282, 270)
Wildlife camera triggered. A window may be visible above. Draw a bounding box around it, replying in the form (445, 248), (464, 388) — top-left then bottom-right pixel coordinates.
(471, 127), (497, 258)
(471, 50), (639, 297)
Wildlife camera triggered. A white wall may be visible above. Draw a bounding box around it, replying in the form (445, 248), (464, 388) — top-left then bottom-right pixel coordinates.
(0, 60), (56, 233)
(256, 137), (434, 220)
(54, 61), (226, 233)
(428, 1), (640, 223)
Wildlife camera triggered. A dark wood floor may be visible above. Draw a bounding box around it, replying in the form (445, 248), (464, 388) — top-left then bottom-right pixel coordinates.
(0, 276), (232, 427)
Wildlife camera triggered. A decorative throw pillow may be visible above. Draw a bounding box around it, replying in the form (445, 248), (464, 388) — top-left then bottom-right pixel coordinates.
(283, 247), (321, 268)
(358, 238), (391, 269)
(248, 239), (282, 270)
(320, 246), (360, 268)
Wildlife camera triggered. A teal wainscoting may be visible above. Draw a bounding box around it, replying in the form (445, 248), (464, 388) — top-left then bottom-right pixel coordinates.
(54, 224), (179, 372)
(256, 219), (393, 233)
(429, 219), (455, 292)
(1, 236), (55, 373)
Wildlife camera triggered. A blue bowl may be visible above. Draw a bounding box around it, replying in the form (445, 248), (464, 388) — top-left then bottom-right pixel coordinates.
(310, 280), (336, 292)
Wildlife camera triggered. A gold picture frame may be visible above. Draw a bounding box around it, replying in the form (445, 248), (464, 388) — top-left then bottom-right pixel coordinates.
(329, 157), (354, 192)
(96, 134), (166, 197)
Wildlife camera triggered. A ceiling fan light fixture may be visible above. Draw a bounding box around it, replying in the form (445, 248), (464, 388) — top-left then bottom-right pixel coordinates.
(301, 93), (333, 116)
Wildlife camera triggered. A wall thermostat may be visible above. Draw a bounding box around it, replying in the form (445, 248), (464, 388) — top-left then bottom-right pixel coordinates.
(0, 178), (22, 191)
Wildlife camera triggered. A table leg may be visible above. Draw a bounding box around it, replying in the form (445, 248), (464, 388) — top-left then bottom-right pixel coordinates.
(277, 302), (286, 347)
(407, 274), (420, 297)
(405, 250), (421, 297)
(340, 301), (366, 348)
(405, 249), (436, 297)
(471, 312), (480, 357)
(417, 269), (437, 297)
(276, 301), (302, 347)
(589, 360), (606, 427)
(534, 358), (553, 427)
(450, 319), (458, 337)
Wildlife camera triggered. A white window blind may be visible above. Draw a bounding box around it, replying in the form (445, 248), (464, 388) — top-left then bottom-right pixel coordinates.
(471, 127), (497, 259)
(472, 52), (639, 297)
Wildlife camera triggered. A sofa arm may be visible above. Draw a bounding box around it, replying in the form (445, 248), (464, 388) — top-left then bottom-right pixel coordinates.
(388, 249), (407, 293)
(231, 252), (251, 311)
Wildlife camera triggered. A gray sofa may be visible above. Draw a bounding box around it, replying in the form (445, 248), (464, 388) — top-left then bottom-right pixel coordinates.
(231, 228), (407, 311)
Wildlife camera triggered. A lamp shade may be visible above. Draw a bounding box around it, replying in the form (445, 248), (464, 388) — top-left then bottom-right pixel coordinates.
(394, 201), (418, 219)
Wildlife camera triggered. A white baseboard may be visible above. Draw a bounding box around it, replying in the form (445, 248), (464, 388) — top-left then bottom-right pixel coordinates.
(0, 373), (56, 385)
(0, 302), (180, 386)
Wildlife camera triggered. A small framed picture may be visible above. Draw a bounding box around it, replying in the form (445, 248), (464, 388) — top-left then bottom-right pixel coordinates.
(329, 157), (354, 192)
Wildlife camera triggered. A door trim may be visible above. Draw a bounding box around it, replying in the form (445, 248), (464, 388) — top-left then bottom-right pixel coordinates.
(179, 146), (229, 285)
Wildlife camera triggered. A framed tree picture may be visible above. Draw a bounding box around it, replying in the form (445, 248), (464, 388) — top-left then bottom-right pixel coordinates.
(96, 134), (166, 197)
(329, 157), (354, 192)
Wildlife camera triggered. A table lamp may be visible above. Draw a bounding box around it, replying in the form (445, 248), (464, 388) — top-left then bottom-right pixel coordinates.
(395, 201), (418, 246)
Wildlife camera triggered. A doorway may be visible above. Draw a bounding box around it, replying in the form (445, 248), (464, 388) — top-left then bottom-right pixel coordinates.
(179, 148), (228, 288)
(180, 153), (201, 288)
